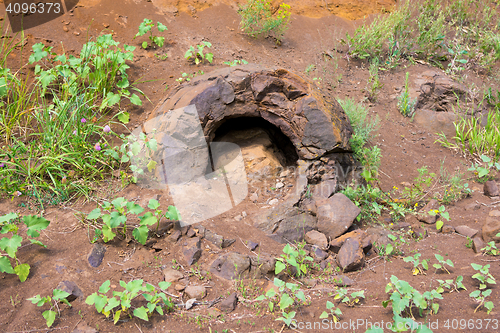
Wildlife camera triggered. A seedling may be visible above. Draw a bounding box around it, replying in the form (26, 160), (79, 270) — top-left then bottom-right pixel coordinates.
(135, 19), (168, 49)
(397, 72), (417, 117)
(334, 288), (365, 307)
(27, 289), (71, 327)
(185, 42), (213, 65)
(403, 253), (429, 275)
(319, 301), (342, 323)
(436, 276), (466, 293)
(471, 263), (496, 290)
(469, 289), (494, 314)
(0, 213), (50, 282)
(86, 279), (174, 324)
(176, 70), (204, 83)
(422, 289), (443, 315)
(223, 59), (248, 66)
(255, 278), (307, 327)
(468, 154), (500, 182)
(275, 242), (313, 277)
(433, 254), (454, 274)
(481, 241), (499, 256)
(383, 275), (428, 319)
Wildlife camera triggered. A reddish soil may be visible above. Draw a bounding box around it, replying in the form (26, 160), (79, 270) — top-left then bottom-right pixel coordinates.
(0, 0), (499, 332)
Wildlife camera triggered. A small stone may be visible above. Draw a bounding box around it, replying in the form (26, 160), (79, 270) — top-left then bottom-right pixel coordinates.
(417, 199), (439, 224)
(73, 31), (80, 36)
(56, 281), (83, 302)
(87, 243), (106, 268)
(247, 241), (259, 251)
(168, 230), (182, 243)
(180, 225), (190, 235)
(222, 238), (236, 248)
(336, 238), (365, 272)
(316, 193), (360, 239)
(455, 225), (479, 238)
(102, 23), (110, 28)
(234, 215), (243, 221)
(242, 211), (247, 217)
(174, 283), (186, 291)
(441, 225), (455, 234)
(411, 225), (427, 239)
(482, 216), (500, 243)
(279, 170), (290, 178)
(464, 203), (481, 211)
(182, 237), (202, 266)
(310, 245), (328, 261)
(217, 292), (238, 312)
(185, 298), (196, 310)
(333, 275), (354, 287)
(392, 222), (411, 231)
(185, 285), (206, 299)
(276, 182), (284, 189)
(63, 26), (69, 32)
(186, 228), (196, 238)
(330, 230), (372, 254)
(483, 181), (499, 197)
(269, 198), (279, 205)
(305, 230), (328, 251)
(163, 267), (183, 283)
(250, 192), (258, 202)
(472, 236), (486, 254)
(72, 321), (97, 333)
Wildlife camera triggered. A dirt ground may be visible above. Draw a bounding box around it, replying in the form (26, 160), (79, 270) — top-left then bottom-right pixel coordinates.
(0, 0), (499, 332)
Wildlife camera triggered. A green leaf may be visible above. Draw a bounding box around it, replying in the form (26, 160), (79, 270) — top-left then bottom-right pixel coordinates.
(279, 293), (294, 310)
(117, 111), (130, 124)
(14, 264), (30, 282)
(436, 220), (443, 231)
(137, 19), (152, 36)
(133, 225), (149, 245)
(158, 281), (171, 290)
(205, 53), (214, 63)
(104, 297), (120, 313)
(435, 254), (444, 262)
(422, 260), (429, 270)
(0, 235), (22, 258)
(164, 206), (180, 221)
(114, 309), (121, 324)
(29, 43), (49, 63)
(385, 243), (394, 256)
(42, 310), (56, 327)
(0, 213), (18, 224)
(484, 301), (494, 313)
(139, 212), (157, 226)
(319, 311), (329, 319)
(365, 327), (384, 333)
(157, 22), (168, 32)
(0, 256), (15, 274)
(88, 208), (102, 220)
(117, 77), (130, 89)
(99, 280), (111, 293)
(469, 290), (480, 298)
(275, 260), (286, 274)
(27, 294), (43, 305)
(53, 289), (70, 301)
(142, 41), (148, 49)
(130, 93), (142, 105)
(148, 199), (160, 210)
(133, 306), (149, 321)
(147, 160), (157, 172)
(153, 36), (165, 48)
(23, 215), (50, 238)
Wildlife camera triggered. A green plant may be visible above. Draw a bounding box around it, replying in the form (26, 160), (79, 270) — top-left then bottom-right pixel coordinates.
(469, 289), (494, 314)
(86, 197), (180, 245)
(383, 275), (441, 320)
(341, 183), (385, 222)
(275, 242), (313, 277)
(467, 154), (500, 182)
(86, 279), (174, 324)
(465, 237), (473, 249)
(471, 263), (496, 290)
(176, 70), (204, 83)
(432, 254), (454, 274)
(319, 300), (342, 323)
(134, 18), (168, 49)
(184, 42), (213, 65)
(27, 289), (71, 327)
(436, 276), (466, 293)
(334, 288), (365, 307)
(223, 59), (249, 66)
(238, 0), (291, 43)
(0, 213), (50, 281)
(255, 278), (307, 327)
(366, 57), (383, 101)
(397, 72), (417, 117)
(428, 205), (450, 231)
(403, 253), (429, 275)
(481, 241), (499, 256)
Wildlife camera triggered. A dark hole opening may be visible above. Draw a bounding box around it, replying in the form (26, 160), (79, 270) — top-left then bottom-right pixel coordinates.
(212, 117), (299, 166)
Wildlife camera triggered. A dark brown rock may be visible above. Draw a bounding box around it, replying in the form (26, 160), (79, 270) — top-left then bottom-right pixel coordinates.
(249, 255), (276, 279)
(316, 193), (360, 240)
(182, 237), (202, 266)
(149, 65), (352, 163)
(482, 216), (500, 243)
(184, 285), (206, 299)
(484, 181), (500, 197)
(415, 70), (468, 113)
(305, 230), (328, 250)
(413, 110), (457, 138)
(55, 281), (82, 302)
(333, 275), (354, 287)
(455, 225), (479, 238)
(330, 229), (372, 254)
(417, 199), (440, 224)
(163, 268), (184, 283)
(472, 236), (486, 254)
(87, 243), (106, 268)
(336, 238), (365, 272)
(411, 225), (427, 239)
(168, 230), (182, 243)
(218, 292), (238, 313)
(210, 252), (251, 280)
(441, 225), (455, 234)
